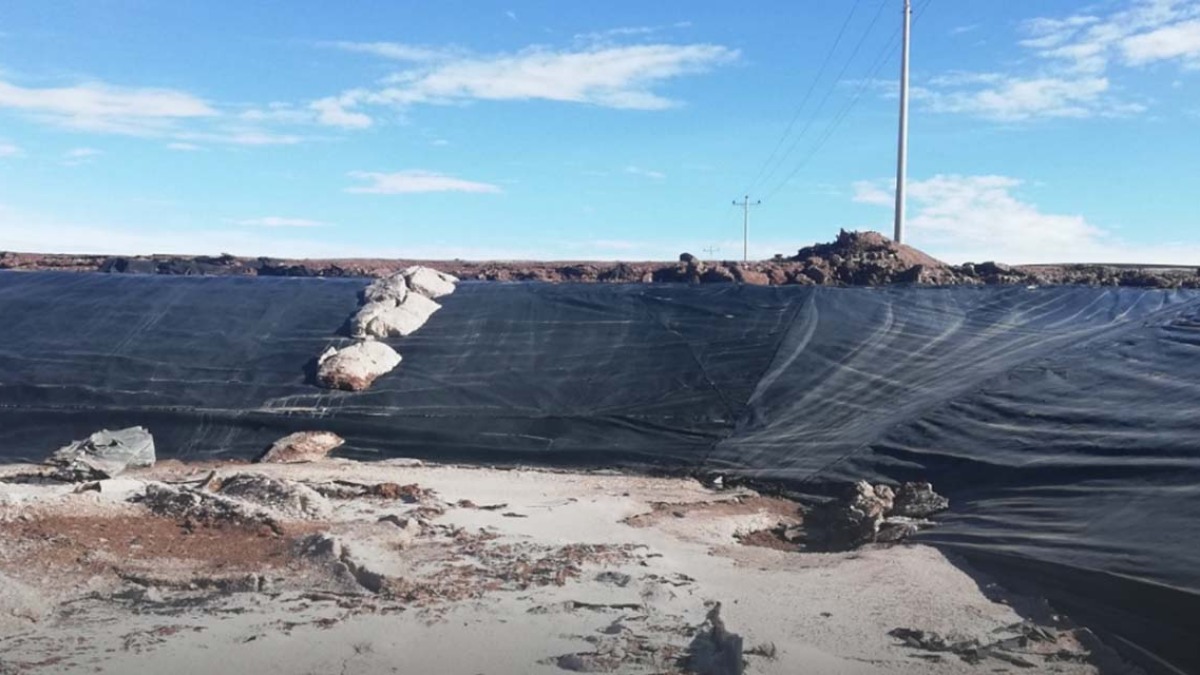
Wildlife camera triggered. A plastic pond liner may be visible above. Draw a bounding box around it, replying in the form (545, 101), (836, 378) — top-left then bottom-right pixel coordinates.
(1, 271), (1198, 673)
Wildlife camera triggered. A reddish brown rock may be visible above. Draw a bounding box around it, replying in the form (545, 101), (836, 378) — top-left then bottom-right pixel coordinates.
(732, 266), (770, 286)
(315, 341), (402, 392)
(9, 229), (1199, 288)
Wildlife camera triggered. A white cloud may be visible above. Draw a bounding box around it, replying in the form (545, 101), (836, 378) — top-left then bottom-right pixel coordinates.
(574, 21), (694, 44)
(853, 174), (1200, 264)
(851, 181), (893, 207)
(238, 102), (312, 124)
(916, 76), (1142, 121)
(625, 165), (666, 179)
(0, 142), (20, 157)
(317, 43), (737, 124)
(345, 170), (502, 194)
(62, 146), (102, 166)
(0, 78), (215, 132)
(1122, 18), (1200, 66)
(232, 217), (328, 228)
(921, 0), (1200, 121)
(172, 129), (302, 146)
(166, 142), (202, 151)
(327, 41), (453, 62)
(310, 96), (373, 129)
(0, 76), (316, 146)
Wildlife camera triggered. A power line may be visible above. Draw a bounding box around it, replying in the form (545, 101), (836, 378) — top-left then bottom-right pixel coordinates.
(762, 31), (901, 200)
(750, 0), (892, 194)
(761, 0), (934, 202)
(742, 0), (866, 195)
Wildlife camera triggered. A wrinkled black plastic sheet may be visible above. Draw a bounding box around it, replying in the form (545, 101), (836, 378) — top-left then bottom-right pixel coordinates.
(1, 272), (1199, 672)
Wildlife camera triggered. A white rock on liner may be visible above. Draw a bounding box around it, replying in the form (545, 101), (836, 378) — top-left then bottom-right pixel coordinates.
(351, 292), (442, 339)
(402, 265), (458, 299)
(315, 341), (403, 392)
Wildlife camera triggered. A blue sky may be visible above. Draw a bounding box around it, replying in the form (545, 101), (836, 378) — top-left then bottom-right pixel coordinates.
(0, 0), (1197, 264)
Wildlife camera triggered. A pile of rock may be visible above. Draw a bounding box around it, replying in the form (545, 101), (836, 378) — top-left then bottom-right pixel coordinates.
(786, 230), (963, 286)
(315, 266), (458, 392)
(800, 481), (949, 552)
(350, 266), (454, 339)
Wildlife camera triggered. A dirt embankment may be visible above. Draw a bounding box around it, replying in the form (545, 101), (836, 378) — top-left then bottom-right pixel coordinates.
(3, 230), (1198, 289)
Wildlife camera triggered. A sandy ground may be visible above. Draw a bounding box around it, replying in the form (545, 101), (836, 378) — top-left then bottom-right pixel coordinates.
(0, 459), (1140, 675)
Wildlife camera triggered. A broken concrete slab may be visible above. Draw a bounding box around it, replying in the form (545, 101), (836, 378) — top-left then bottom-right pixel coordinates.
(47, 426), (155, 480)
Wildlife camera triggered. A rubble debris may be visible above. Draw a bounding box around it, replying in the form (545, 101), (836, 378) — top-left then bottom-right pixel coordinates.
(684, 602), (744, 675)
(46, 426), (155, 480)
(134, 483), (281, 535)
(876, 516), (934, 543)
(594, 571), (632, 588)
(215, 473), (332, 520)
(256, 431), (345, 464)
(891, 482), (951, 518)
(566, 600), (643, 611)
(371, 482), (431, 502)
(734, 524), (803, 552)
(119, 572), (264, 594)
(803, 481), (892, 551)
(300, 479), (436, 504)
(888, 624), (1063, 669)
(745, 642), (778, 660)
(801, 480), (948, 551)
(377, 515), (423, 539)
(315, 341), (402, 391)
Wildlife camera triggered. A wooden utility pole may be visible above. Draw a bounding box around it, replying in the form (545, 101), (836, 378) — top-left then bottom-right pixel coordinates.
(733, 195), (761, 262)
(893, 0), (912, 245)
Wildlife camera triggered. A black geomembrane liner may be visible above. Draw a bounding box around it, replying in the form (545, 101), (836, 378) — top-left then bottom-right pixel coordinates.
(1, 272), (1198, 673)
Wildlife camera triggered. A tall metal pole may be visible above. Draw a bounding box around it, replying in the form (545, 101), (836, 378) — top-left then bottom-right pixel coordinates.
(893, 0), (912, 245)
(733, 195), (761, 262)
(742, 196), (750, 262)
